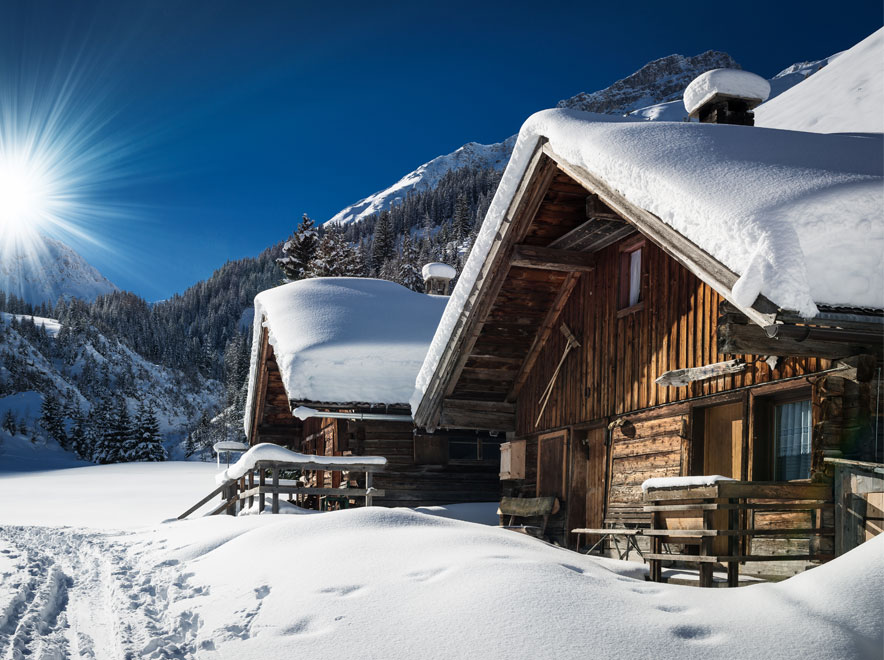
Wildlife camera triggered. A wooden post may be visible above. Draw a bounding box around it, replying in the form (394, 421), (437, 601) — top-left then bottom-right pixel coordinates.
(259, 469), (266, 514)
(650, 509), (661, 582)
(272, 467), (280, 514)
(700, 508), (714, 587)
(365, 471), (373, 507)
(248, 471), (255, 510)
(238, 477), (245, 514)
(727, 498), (739, 588)
(226, 482), (237, 516)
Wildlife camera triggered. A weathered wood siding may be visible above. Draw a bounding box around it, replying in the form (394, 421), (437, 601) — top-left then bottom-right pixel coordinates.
(516, 239), (831, 433)
(351, 422), (502, 508)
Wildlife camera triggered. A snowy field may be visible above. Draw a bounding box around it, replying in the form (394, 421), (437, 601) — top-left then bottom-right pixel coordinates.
(0, 462), (880, 659)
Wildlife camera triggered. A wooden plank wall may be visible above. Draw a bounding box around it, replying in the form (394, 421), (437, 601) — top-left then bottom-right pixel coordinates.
(352, 422), (502, 508)
(516, 239), (831, 434)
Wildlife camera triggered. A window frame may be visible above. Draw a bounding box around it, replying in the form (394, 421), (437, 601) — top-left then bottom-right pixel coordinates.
(617, 236), (646, 316)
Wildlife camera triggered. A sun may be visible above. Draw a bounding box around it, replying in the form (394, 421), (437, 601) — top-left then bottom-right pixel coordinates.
(0, 150), (53, 240)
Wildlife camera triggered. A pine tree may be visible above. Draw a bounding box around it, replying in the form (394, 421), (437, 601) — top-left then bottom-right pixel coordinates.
(397, 234), (423, 292)
(2, 410), (16, 435)
(452, 193), (471, 243)
(69, 412), (88, 460)
(40, 391), (67, 449)
(130, 401), (166, 462)
(277, 215), (319, 280)
(370, 211), (396, 274)
(305, 228), (365, 278)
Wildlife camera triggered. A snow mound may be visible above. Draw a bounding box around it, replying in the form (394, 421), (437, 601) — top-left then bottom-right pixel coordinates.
(421, 262), (457, 281)
(120, 509), (884, 658)
(218, 443), (386, 483)
(246, 278), (447, 433)
(756, 27), (884, 134)
(684, 69), (770, 115)
(413, 109), (883, 410)
(642, 475), (735, 493)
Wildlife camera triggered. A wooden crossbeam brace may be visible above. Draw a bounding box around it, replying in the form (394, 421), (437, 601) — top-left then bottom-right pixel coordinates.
(510, 244), (597, 272)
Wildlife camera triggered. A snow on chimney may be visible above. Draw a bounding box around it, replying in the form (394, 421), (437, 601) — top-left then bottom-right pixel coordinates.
(684, 69), (770, 126)
(421, 262), (457, 295)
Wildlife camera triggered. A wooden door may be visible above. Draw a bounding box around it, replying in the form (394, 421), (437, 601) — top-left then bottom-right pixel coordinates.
(537, 431), (567, 501)
(703, 402), (743, 479)
(702, 402), (743, 554)
(567, 427), (607, 549)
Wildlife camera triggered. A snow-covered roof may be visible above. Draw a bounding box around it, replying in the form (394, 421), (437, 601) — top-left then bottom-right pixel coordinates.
(412, 108), (883, 412)
(421, 262), (457, 281)
(683, 69), (770, 115)
(246, 278), (447, 433)
(755, 27), (884, 134)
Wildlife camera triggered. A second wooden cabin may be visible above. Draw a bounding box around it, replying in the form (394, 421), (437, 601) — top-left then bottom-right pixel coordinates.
(244, 276), (502, 509)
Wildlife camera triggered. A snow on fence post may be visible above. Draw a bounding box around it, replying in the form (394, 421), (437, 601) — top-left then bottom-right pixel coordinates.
(366, 471), (373, 507)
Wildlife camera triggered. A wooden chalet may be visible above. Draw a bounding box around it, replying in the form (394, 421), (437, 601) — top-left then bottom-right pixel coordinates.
(244, 277), (502, 510)
(411, 112), (884, 579)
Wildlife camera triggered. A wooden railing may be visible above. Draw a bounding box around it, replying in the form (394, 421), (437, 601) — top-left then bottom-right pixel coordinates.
(643, 481), (834, 587)
(177, 459), (385, 520)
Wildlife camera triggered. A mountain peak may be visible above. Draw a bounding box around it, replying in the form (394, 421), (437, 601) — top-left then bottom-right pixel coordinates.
(0, 234), (117, 306)
(557, 50), (740, 115)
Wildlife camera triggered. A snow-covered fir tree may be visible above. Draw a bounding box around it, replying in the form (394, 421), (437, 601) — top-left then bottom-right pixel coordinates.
(304, 227), (365, 278)
(277, 214), (319, 281)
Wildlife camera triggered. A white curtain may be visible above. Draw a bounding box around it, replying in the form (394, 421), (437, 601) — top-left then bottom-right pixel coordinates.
(775, 400), (812, 480)
(628, 248), (642, 307)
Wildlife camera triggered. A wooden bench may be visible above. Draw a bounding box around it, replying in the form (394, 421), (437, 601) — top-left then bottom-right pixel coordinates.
(498, 496), (560, 539)
(572, 527), (645, 560)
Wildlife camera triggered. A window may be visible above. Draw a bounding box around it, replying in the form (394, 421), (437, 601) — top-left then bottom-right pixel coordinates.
(618, 241), (644, 311)
(774, 399), (812, 480)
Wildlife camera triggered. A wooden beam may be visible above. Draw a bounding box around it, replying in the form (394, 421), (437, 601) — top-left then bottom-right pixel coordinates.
(542, 143), (779, 327)
(510, 244), (597, 272)
(718, 321), (883, 359)
(507, 272), (580, 403)
(442, 399), (515, 414)
(439, 407), (515, 431)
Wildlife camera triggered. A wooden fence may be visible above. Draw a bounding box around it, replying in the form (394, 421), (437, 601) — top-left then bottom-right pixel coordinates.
(177, 459), (385, 520)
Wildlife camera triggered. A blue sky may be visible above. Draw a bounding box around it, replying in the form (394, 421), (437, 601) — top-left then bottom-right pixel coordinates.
(1, 0), (880, 300)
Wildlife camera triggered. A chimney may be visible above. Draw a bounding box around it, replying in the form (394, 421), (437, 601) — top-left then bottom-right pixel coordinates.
(422, 262), (457, 295)
(684, 69), (770, 126)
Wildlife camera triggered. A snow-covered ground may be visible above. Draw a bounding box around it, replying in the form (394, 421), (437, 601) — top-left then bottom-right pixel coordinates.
(0, 462), (880, 659)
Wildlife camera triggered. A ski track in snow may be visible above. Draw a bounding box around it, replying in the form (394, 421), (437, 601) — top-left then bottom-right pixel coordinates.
(0, 527), (203, 660)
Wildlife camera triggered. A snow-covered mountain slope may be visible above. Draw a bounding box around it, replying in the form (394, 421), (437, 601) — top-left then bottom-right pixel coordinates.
(756, 28), (883, 133)
(0, 234), (117, 306)
(557, 51), (740, 115)
(327, 136), (517, 226)
(0, 312), (220, 462)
